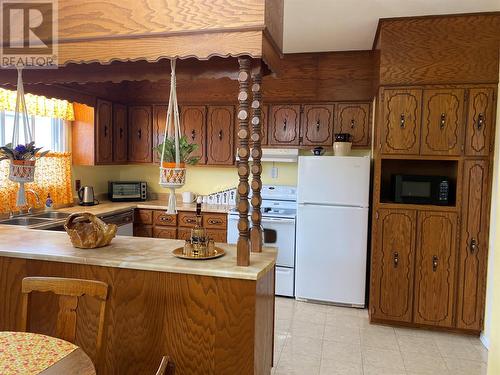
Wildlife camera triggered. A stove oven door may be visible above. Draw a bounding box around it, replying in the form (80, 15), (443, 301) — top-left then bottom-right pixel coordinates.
(261, 216), (296, 267)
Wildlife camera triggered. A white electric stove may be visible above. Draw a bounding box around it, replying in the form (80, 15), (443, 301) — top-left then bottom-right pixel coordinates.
(227, 185), (297, 297)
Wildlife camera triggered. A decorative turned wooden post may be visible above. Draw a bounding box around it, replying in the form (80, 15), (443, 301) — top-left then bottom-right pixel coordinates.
(236, 58), (251, 266)
(250, 70), (263, 252)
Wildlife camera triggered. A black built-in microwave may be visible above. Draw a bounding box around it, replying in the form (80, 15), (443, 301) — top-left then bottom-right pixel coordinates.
(392, 174), (450, 205)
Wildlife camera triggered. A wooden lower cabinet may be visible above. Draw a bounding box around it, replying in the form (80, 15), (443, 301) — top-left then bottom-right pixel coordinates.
(371, 209), (416, 323)
(456, 160), (490, 330)
(414, 211), (457, 327)
(134, 209), (227, 242)
(133, 224), (152, 237)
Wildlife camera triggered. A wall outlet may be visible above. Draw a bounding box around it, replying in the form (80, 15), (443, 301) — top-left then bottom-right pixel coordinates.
(75, 179), (81, 191)
(271, 166), (278, 179)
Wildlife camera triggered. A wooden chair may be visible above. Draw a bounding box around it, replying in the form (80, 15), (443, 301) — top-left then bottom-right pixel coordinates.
(155, 356), (175, 375)
(20, 276), (109, 359)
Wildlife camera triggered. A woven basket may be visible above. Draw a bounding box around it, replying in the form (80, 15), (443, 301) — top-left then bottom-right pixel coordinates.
(9, 160), (35, 183)
(64, 213), (117, 249)
(159, 163), (186, 188)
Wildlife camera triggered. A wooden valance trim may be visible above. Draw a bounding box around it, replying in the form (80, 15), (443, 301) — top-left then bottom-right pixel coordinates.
(58, 31), (263, 66)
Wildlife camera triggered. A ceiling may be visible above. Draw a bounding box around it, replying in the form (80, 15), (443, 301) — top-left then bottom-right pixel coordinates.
(283, 0), (500, 53)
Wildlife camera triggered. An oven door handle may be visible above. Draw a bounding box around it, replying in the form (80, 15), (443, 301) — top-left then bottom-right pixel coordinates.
(260, 217), (295, 223)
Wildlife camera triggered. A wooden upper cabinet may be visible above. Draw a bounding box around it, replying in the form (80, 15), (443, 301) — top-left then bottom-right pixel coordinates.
(420, 89), (464, 156)
(465, 88), (494, 156)
(269, 105), (301, 146)
(300, 104), (334, 146)
(456, 160), (490, 331)
(113, 103), (128, 163)
(181, 106), (207, 164)
(414, 211), (457, 327)
(206, 105), (234, 165)
(336, 103), (371, 147)
(371, 209), (416, 323)
(95, 99), (113, 164)
(128, 106), (153, 163)
(381, 89), (422, 155)
(152, 105), (167, 164)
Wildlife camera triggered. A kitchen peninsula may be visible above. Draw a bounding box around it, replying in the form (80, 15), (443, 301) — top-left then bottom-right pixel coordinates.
(0, 226), (276, 374)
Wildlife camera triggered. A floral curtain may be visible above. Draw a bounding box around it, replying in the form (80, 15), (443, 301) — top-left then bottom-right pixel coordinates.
(0, 88), (74, 121)
(0, 153), (73, 213)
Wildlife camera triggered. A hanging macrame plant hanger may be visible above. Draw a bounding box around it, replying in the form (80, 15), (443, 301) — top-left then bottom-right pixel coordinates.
(159, 59), (186, 214)
(8, 68), (35, 207)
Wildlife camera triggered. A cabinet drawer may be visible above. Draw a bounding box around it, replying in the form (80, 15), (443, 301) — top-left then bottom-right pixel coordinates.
(153, 227), (177, 239)
(177, 228), (192, 241)
(178, 211), (198, 227)
(203, 213), (227, 229)
(133, 224), (152, 237)
(207, 229), (227, 243)
(153, 211), (177, 226)
(134, 209), (153, 225)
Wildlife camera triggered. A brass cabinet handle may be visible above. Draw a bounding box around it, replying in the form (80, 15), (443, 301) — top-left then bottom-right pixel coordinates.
(470, 238), (478, 254)
(186, 218), (197, 224)
(393, 252), (399, 268)
(316, 119), (320, 132)
(104, 126), (108, 137)
(351, 119), (355, 129)
(439, 113), (446, 129)
(191, 129), (196, 140)
(208, 218), (223, 225)
(400, 114), (405, 128)
(160, 216), (172, 222)
(218, 130), (223, 140)
(138, 129), (142, 139)
(119, 128), (124, 138)
(477, 113), (484, 130)
(432, 255), (439, 272)
(283, 118), (287, 131)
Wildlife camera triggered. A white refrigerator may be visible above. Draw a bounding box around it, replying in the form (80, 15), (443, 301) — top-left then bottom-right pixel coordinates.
(295, 156), (370, 307)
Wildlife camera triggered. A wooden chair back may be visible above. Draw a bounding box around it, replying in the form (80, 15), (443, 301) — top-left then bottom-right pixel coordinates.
(20, 277), (109, 358)
(156, 356), (175, 375)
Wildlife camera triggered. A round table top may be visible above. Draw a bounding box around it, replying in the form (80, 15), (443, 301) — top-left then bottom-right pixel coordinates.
(0, 331), (95, 375)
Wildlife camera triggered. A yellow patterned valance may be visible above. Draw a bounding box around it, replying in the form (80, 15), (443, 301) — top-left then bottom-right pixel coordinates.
(0, 88), (75, 121)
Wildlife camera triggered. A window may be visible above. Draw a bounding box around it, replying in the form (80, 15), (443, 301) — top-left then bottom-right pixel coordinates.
(0, 110), (69, 152)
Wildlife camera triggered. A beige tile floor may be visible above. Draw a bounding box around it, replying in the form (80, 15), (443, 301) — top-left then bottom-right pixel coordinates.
(273, 297), (488, 375)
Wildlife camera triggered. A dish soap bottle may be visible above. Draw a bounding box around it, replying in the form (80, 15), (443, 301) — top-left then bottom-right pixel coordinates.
(45, 193), (54, 211)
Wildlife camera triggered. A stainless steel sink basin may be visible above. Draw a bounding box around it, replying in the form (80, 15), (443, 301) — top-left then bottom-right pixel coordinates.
(32, 211), (70, 219)
(0, 217), (52, 226)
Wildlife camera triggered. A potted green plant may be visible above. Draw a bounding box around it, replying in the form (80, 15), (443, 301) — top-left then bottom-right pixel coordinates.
(0, 142), (49, 182)
(154, 136), (200, 168)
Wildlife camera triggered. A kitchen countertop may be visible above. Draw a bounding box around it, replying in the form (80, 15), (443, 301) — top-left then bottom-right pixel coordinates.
(0, 226), (276, 280)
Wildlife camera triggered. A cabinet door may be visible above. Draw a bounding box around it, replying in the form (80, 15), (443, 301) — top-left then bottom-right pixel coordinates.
(421, 89), (464, 156)
(181, 106), (207, 164)
(128, 106), (153, 163)
(414, 211), (457, 327)
(336, 103), (371, 147)
(113, 104), (128, 163)
(152, 105), (167, 164)
(95, 99), (113, 164)
(207, 229), (227, 243)
(371, 209), (416, 323)
(465, 88), (494, 156)
(260, 104), (269, 146)
(381, 89), (422, 155)
(153, 211), (177, 227)
(206, 106), (234, 165)
(269, 105), (300, 146)
(300, 104), (334, 146)
(133, 224), (152, 237)
(456, 160), (490, 330)
(177, 227), (191, 241)
(153, 227), (177, 239)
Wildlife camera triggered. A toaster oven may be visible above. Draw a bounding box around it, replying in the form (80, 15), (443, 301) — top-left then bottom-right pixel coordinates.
(108, 181), (147, 202)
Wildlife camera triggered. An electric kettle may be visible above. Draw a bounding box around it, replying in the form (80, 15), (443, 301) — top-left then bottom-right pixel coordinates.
(78, 186), (99, 206)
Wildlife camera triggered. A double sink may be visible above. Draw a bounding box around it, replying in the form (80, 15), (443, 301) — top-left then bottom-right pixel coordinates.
(0, 211), (71, 228)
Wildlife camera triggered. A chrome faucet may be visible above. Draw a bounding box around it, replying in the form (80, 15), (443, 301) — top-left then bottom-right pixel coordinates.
(25, 189), (41, 214)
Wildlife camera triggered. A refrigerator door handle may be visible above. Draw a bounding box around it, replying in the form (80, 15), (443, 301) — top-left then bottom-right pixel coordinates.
(299, 202), (367, 209)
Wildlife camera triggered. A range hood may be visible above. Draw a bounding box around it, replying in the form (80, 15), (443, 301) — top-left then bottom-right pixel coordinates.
(237, 148), (299, 163)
